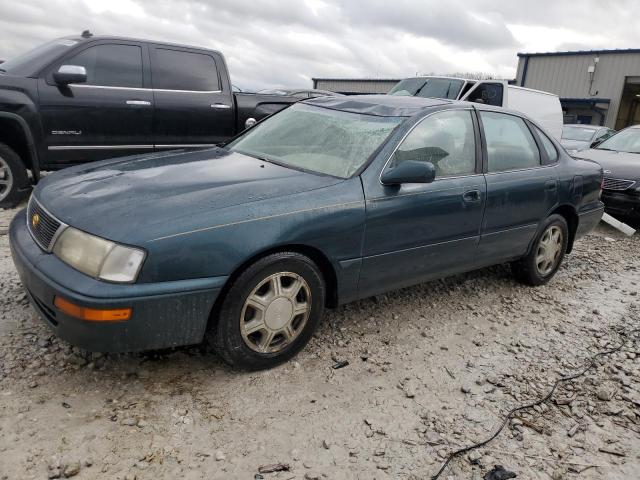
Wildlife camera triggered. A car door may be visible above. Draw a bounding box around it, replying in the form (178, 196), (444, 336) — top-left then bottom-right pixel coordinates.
(475, 110), (559, 264)
(358, 108), (486, 298)
(150, 46), (234, 147)
(39, 41), (154, 166)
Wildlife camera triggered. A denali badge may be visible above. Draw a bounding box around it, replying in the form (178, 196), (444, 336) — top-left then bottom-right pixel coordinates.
(51, 130), (82, 135)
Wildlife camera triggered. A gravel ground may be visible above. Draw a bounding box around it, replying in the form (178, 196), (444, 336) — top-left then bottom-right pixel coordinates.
(0, 203), (639, 480)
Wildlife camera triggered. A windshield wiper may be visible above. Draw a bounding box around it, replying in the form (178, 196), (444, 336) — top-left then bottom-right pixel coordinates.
(232, 149), (273, 165)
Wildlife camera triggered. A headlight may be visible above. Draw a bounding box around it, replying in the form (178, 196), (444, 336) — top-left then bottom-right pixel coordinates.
(53, 227), (145, 283)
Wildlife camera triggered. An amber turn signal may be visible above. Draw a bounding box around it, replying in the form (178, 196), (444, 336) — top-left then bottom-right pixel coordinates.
(54, 296), (131, 322)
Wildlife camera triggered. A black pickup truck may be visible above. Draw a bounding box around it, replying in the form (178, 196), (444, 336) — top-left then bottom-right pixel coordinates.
(0, 32), (298, 207)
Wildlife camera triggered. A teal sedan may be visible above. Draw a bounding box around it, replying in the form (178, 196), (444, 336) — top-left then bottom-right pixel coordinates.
(9, 95), (604, 369)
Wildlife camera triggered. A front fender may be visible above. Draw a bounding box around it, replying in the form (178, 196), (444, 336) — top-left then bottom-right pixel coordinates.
(139, 178), (366, 300)
(0, 81), (41, 180)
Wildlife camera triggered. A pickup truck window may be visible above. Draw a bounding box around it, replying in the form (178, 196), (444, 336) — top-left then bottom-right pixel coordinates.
(481, 111), (540, 172)
(153, 49), (220, 91)
(227, 103), (401, 179)
(66, 44), (143, 88)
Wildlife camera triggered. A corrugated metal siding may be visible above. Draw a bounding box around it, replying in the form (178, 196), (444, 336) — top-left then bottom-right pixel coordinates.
(515, 60), (525, 85)
(313, 79), (400, 94)
(516, 52), (640, 127)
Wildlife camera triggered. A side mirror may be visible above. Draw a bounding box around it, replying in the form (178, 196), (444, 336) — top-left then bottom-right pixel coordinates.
(53, 65), (87, 85)
(381, 160), (436, 185)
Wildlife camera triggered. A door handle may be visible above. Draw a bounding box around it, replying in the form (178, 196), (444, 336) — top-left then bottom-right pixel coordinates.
(545, 180), (558, 191)
(210, 103), (232, 109)
(463, 189), (481, 203)
(126, 100), (152, 106)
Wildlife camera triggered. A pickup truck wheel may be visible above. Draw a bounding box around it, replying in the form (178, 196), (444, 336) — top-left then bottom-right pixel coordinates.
(0, 143), (30, 208)
(512, 214), (568, 286)
(210, 252), (325, 370)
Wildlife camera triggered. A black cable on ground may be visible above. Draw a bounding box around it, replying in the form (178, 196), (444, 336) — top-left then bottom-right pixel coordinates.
(431, 327), (640, 480)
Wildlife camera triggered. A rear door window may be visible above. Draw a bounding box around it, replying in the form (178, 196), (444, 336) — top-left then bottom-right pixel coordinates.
(66, 44), (143, 88)
(152, 48), (220, 91)
(480, 111), (541, 172)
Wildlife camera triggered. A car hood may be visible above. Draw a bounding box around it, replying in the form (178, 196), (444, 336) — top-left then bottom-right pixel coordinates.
(560, 139), (590, 151)
(573, 148), (640, 180)
(36, 148), (343, 243)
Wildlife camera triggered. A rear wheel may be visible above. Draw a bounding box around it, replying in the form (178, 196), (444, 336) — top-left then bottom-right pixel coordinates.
(0, 143), (30, 209)
(512, 214), (568, 286)
(210, 252), (325, 370)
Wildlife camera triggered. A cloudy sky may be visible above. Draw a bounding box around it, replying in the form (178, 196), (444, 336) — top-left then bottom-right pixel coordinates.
(0, 0), (638, 90)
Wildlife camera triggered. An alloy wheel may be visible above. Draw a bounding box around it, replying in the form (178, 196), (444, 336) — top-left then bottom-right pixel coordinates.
(240, 272), (312, 353)
(0, 156), (13, 203)
(535, 225), (563, 276)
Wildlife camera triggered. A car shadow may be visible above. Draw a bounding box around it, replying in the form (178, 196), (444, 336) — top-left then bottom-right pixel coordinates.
(6, 261), (523, 386)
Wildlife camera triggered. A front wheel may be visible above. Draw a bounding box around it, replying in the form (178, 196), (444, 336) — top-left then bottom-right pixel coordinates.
(210, 252), (326, 370)
(0, 143), (30, 209)
(512, 214), (569, 286)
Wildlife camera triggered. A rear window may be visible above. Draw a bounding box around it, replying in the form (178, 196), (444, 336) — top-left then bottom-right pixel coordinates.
(152, 49), (220, 91)
(481, 111), (540, 172)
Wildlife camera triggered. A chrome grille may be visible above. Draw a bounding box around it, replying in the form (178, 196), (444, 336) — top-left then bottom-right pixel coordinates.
(27, 196), (64, 251)
(603, 177), (636, 191)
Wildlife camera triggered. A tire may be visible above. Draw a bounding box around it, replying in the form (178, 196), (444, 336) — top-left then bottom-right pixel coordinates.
(0, 143), (30, 209)
(210, 252), (326, 370)
(512, 214), (569, 286)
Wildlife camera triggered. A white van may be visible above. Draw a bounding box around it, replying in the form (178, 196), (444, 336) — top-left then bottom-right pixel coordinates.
(388, 77), (563, 139)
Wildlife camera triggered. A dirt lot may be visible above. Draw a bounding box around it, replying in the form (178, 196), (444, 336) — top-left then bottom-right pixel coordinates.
(0, 203), (639, 480)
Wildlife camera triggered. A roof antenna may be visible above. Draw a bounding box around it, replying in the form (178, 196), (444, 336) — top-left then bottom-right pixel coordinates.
(81, 30), (93, 38)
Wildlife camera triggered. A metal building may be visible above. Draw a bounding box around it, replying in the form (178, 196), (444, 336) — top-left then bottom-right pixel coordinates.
(516, 49), (640, 129)
(312, 78), (401, 95)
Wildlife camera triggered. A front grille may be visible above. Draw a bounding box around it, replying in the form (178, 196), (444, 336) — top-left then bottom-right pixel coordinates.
(603, 177), (636, 191)
(27, 196), (64, 251)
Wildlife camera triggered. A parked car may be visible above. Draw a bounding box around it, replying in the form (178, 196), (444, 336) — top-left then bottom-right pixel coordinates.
(561, 124), (615, 154)
(258, 88), (343, 99)
(573, 125), (640, 219)
(0, 32), (298, 207)
(388, 76), (563, 140)
(10, 95), (604, 369)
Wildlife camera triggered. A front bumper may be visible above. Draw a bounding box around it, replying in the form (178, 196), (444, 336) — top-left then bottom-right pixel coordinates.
(9, 211), (226, 352)
(602, 191), (640, 219)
